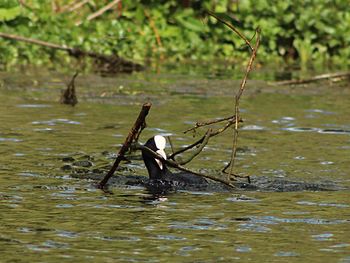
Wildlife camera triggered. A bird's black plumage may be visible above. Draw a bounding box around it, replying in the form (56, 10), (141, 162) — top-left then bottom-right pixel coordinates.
(141, 136), (208, 193)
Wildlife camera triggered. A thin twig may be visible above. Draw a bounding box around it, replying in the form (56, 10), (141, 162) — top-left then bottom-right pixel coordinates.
(76, 0), (120, 26)
(207, 11), (253, 51)
(177, 129), (212, 165)
(184, 115), (239, 134)
(169, 134), (206, 160)
(167, 136), (175, 155)
(170, 117), (239, 160)
(59, 0), (90, 13)
(144, 9), (163, 49)
(98, 102), (152, 188)
(225, 28), (261, 178)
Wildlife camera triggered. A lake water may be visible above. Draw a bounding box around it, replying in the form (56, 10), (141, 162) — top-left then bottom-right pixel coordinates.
(0, 67), (349, 262)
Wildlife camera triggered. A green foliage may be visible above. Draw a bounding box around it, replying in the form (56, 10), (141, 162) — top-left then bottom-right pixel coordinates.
(0, 0), (349, 69)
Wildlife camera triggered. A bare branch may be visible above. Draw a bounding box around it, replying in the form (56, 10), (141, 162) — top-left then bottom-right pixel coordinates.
(176, 129), (212, 165)
(184, 115), (240, 134)
(98, 102), (152, 188)
(76, 0), (120, 26)
(272, 71), (350, 86)
(207, 11), (254, 51)
(225, 27), (261, 178)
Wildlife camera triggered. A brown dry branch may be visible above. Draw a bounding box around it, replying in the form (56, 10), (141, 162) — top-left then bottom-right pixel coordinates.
(176, 129), (212, 165)
(170, 116), (241, 161)
(75, 0), (120, 26)
(0, 32), (143, 73)
(144, 9), (163, 50)
(169, 133), (207, 160)
(207, 11), (253, 51)
(98, 102), (152, 188)
(18, 0), (33, 10)
(178, 14), (260, 182)
(135, 144), (236, 189)
(167, 136), (176, 155)
(225, 27), (261, 179)
(183, 115), (241, 134)
(58, 0), (90, 13)
(60, 72), (79, 106)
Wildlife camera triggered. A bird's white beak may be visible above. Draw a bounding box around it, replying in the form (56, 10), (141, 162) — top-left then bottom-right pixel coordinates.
(156, 149), (167, 170)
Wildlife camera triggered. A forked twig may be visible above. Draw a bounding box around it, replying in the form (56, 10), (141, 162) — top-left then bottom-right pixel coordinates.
(184, 115), (239, 134)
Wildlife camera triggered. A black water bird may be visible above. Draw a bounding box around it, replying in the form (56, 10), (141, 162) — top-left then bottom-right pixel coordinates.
(141, 135), (208, 193)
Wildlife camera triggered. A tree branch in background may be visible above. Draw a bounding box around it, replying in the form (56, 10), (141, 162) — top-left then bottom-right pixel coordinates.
(98, 102), (152, 189)
(58, 0), (91, 14)
(144, 9), (164, 60)
(75, 0), (121, 26)
(0, 32), (144, 73)
(18, 0), (33, 10)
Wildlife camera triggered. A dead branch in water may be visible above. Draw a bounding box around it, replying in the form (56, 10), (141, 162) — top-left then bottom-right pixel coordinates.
(60, 72), (79, 106)
(0, 32), (144, 73)
(174, 13), (260, 182)
(272, 71), (350, 86)
(98, 102), (152, 189)
(224, 27), (260, 179)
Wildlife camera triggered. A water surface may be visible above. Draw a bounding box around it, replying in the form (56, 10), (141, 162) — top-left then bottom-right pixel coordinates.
(0, 68), (349, 262)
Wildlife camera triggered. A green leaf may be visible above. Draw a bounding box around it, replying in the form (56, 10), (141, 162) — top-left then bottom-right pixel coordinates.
(0, 6), (21, 22)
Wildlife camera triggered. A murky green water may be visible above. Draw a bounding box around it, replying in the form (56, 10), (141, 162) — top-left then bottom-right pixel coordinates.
(0, 68), (349, 262)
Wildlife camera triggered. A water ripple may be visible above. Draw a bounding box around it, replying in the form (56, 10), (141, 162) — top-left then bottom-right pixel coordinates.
(282, 127), (350, 135)
(0, 137), (22, 142)
(32, 119), (81, 126)
(312, 233), (334, 241)
(17, 104), (52, 108)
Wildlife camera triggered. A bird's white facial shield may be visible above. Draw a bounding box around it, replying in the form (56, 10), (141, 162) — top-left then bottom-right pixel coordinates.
(154, 135), (167, 170)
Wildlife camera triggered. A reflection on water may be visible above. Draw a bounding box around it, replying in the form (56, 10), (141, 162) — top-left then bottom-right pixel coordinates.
(0, 69), (349, 262)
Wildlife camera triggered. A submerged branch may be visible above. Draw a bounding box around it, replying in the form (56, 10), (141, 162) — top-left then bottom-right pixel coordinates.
(60, 72), (79, 106)
(272, 71), (350, 86)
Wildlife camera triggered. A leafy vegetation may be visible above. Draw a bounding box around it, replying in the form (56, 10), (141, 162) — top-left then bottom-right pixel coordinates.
(0, 0), (349, 69)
